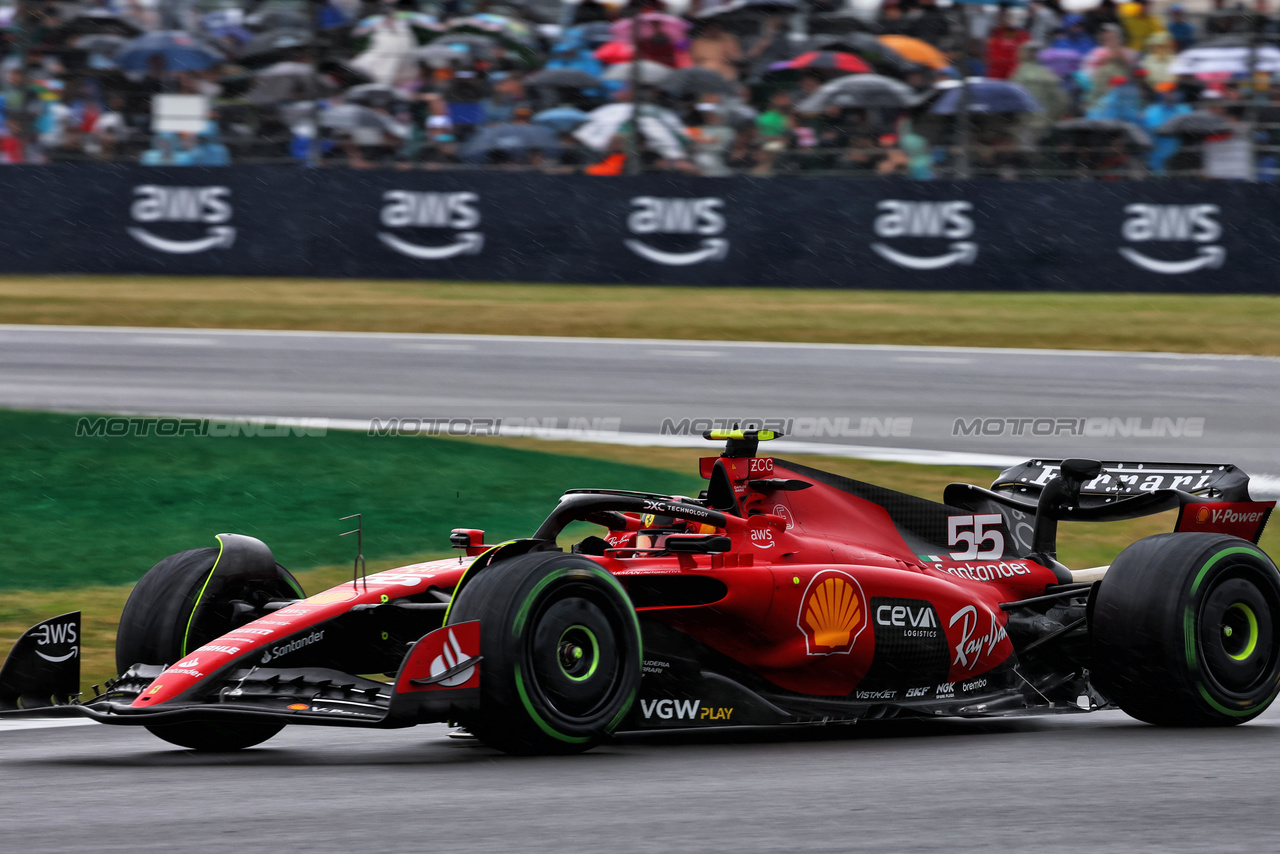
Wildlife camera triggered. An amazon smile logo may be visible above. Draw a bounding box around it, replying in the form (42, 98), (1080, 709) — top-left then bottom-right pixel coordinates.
(625, 196), (729, 266)
(377, 190), (485, 260)
(1119, 203), (1226, 274)
(129, 185), (236, 254)
(870, 200), (978, 271)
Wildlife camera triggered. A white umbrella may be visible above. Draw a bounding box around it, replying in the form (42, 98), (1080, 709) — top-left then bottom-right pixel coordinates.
(601, 60), (674, 86)
(1170, 45), (1280, 76)
(574, 103), (689, 160)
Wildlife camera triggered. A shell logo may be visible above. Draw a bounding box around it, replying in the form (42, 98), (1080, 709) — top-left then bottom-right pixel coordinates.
(798, 570), (868, 656)
(1196, 506), (1211, 524)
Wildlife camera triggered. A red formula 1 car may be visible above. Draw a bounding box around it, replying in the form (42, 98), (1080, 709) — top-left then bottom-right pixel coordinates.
(3, 430), (1279, 754)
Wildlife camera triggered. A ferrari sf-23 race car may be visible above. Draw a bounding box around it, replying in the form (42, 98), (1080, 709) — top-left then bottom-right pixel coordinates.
(3, 430), (1279, 754)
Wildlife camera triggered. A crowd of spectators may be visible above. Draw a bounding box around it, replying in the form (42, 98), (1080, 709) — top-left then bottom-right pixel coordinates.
(1, 0), (1279, 178)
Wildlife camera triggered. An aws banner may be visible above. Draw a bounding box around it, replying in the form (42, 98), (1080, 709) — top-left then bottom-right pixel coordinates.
(0, 165), (1276, 292)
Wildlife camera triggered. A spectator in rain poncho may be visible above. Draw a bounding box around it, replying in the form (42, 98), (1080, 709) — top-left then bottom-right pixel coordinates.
(1051, 15), (1097, 55)
(1141, 80), (1192, 174)
(352, 13), (417, 85)
(545, 28), (613, 98)
(1012, 42), (1068, 145)
(1120, 0), (1166, 51)
(1085, 25), (1138, 105)
(1087, 75), (1143, 124)
(1139, 32), (1177, 87)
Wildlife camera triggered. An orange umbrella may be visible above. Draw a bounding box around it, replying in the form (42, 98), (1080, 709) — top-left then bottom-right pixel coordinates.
(877, 35), (950, 70)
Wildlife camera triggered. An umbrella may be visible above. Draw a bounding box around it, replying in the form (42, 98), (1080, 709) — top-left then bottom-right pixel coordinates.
(602, 60), (673, 85)
(72, 33), (130, 57)
(533, 106), (590, 132)
(575, 102), (689, 159)
(246, 9), (312, 32)
(115, 31), (226, 72)
(609, 12), (690, 44)
(50, 10), (143, 41)
(796, 74), (919, 112)
(808, 13), (883, 35)
(594, 41), (635, 64)
(525, 68), (603, 90)
(433, 34), (498, 59)
(1170, 45), (1280, 76)
(352, 12), (441, 52)
(767, 51), (873, 75)
(570, 21), (615, 49)
(1155, 111), (1236, 138)
(320, 103), (407, 138)
(660, 66), (738, 97)
(807, 33), (918, 78)
(416, 43), (472, 67)
(238, 28), (313, 67)
(248, 61), (338, 104)
(1048, 118), (1152, 149)
(1196, 34), (1280, 49)
(319, 59), (373, 88)
(1036, 47), (1083, 76)
(877, 36), (948, 70)
(696, 0), (803, 20)
(444, 14), (538, 65)
(344, 82), (408, 110)
(461, 123), (562, 163)
(929, 79), (1041, 114)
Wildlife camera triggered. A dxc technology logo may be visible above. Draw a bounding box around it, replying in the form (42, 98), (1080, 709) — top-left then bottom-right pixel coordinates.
(128, 185), (235, 254)
(625, 196), (728, 266)
(377, 190), (484, 260)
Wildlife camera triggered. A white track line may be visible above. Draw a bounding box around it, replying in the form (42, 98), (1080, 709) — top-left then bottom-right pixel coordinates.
(0, 718), (97, 732)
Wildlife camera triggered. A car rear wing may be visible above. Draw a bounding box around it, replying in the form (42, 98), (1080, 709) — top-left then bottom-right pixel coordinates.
(991, 460), (1254, 503)
(944, 459), (1273, 556)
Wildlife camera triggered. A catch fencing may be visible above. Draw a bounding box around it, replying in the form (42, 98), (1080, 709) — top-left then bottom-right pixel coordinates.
(1, 165), (1276, 292)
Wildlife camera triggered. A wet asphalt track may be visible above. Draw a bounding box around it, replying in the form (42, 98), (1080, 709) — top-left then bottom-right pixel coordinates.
(4, 708), (1280, 853)
(1, 324), (1278, 475)
(4, 325), (1280, 851)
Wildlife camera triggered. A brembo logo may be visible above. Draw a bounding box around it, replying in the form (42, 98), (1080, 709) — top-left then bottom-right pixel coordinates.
(625, 196), (728, 265)
(1119, 204), (1225, 274)
(871, 200), (977, 270)
(129, 185), (235, 253)
(378, 191), (484, 259)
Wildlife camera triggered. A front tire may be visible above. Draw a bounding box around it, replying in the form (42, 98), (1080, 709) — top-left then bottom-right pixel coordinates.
(1092, 533), (1280, 726)
(447, 551), (642, 755)
(117, 538), (304, 751)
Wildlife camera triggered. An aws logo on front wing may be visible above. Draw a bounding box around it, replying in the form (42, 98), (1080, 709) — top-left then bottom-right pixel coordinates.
(625, 196), (728, 266)
(377, 191), (484, 260)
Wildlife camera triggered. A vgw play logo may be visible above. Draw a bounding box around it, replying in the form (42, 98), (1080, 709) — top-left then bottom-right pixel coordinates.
(870, 200), (977, 270)
(1118, 204), (1225, 274)
(625, 196), (728, 266)
(129, 185), (235, 254)
(378, 191), (484, 260)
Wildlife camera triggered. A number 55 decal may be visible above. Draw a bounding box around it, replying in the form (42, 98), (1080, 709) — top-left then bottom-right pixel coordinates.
(948, 514), (1005, 560)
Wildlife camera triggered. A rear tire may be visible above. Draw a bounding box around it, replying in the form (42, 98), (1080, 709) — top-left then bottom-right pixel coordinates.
(447, 551), (642, 755)
(1092, 533), (1280, 726)
(117, 540), (303, 751)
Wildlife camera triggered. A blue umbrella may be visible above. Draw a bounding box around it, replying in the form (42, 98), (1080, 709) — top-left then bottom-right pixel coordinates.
(929, 79), (1041, 114)
(533, 107), (589, 133)
(461, 123), (562, 163)
(116, 31), (225, 72)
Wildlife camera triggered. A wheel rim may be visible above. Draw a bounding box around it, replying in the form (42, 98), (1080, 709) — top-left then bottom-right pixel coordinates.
(527, 584), (624, 720)
(1198, 572), (1277, 697)
(557, 625), (600, 682)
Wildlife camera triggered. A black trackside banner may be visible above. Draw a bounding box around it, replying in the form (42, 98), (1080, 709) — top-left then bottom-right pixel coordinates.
(1, 165), (1278, 293)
